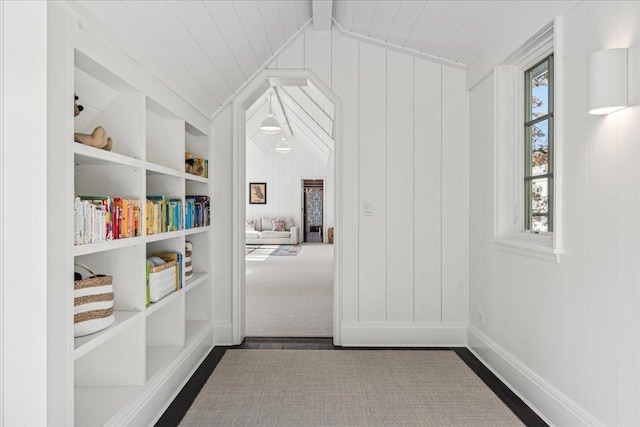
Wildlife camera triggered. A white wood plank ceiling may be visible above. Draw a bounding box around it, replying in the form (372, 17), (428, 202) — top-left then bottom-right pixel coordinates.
(69, 0), (313, 118)
(334, 0), (548, 67)
(69, 0), (569, 120)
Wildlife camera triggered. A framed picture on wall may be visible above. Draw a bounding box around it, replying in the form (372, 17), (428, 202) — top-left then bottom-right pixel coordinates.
(249, 182), (267, 204)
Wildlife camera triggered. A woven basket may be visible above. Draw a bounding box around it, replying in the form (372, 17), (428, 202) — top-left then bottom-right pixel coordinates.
(74, 264), (115, 337)
(148, 260), (177, 303)
(185, 249), (193, 281)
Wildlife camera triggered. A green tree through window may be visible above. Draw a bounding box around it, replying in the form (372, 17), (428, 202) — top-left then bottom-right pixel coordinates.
(524, 55), (553, 232)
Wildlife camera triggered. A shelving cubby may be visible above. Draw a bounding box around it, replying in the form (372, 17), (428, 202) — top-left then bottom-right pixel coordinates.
(146, 235), (185, 312)
(146, 98), (185, 172)
(75, 50), (145, 161)
(74, 314), (145, 427)
(146, 294), (186, 380)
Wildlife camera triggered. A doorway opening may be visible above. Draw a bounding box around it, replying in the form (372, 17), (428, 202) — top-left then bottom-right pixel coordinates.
(231, 70), (342, 345)
(302, 179), (324, 243)
(241, 76), (336, 339)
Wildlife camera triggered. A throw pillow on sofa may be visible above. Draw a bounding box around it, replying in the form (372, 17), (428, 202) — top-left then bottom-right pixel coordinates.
(284, 217), (294, 231)
(272, 219), (285, 231)
(246, 219), (255, 230)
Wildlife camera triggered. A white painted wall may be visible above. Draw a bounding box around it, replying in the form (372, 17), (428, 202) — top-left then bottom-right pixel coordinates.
(2, 1), (49, 424)
(246, 135), (332, 237)
(213, 26), (470, 345)
(468, 1), (640, 425)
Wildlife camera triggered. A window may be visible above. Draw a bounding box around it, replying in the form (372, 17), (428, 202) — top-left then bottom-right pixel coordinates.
(492, 25), (562, 262)
(524, 55), (553, 233)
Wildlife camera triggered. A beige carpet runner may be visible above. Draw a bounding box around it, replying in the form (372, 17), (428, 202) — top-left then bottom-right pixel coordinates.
(180, 350), (524, 426)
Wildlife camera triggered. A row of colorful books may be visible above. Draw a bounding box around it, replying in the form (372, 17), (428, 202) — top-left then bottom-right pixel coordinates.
(74, 196), (141, 245)
(146, 196), (183, 235)
(185, 196), (210, 229)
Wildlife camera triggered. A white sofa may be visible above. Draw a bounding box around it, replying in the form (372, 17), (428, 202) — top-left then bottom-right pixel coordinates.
(246, 217), (298, 245)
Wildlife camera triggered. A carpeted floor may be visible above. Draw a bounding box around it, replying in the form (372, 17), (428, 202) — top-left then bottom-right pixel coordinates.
(179, 349), (525, 426)
(246, 243), (333, 337)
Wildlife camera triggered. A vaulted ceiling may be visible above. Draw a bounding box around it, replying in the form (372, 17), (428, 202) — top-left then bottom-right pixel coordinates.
(246, 81), (335, 165)
(333, 1), (550, 67)
(69, 1), (572, 121)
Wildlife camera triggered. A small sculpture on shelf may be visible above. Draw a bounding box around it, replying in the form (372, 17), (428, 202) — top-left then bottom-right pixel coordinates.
(73, 93), (113, 151)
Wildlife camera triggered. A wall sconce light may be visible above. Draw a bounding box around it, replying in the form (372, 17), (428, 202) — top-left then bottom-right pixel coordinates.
(589, 48), (627, 115)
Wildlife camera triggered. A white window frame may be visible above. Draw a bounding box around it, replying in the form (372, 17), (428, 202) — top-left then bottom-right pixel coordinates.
(493, 23), (563, 263)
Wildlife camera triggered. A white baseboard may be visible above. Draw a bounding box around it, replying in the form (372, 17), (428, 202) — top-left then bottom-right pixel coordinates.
(212, 321), (233, 345)
(341, 322), (467, 347)
(468, 326), (601, 427)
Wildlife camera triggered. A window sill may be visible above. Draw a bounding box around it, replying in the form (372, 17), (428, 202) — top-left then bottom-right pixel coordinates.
(494, 238), (562, 263)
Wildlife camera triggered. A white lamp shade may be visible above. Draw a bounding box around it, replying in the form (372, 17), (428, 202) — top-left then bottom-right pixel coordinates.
(260, 114), (282, 134)
(275, 136), (292, 154)
(589, 48), (627, 115)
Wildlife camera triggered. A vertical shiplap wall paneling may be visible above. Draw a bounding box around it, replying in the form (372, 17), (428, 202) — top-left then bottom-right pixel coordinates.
(358, 42), (387, 322)
(616, 3), (640, 424)
(212, 105), (234, 327)
(304, 30), (332, 88)
(259, 27), (469, 339)
(585, 3), (618, 423)
(276, 34), (304, 69)
(441, 66), (469, 323)
(558, 2), (589, 409)
(386, 50), (414, 322)
(467, 74), (492, 330)
(414, 59), (443, 322)
(466, 2), (639, 424)
(331, 28), (360, 322)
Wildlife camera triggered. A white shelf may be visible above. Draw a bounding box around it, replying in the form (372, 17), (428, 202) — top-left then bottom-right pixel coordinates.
(146, 345), (182, 380)
(145, 289), (182, 317)
(186, 320), (210, 343)
(75, 385), (142, 427)
(185, 173), (209, 184)
(145, 229), (183, 243)
(74, 311), (142, 360)
(145, 161), (184, 178)
(74, 236), (143, 256)
(74, 143), (144, 169)
(185, 225), (210, 236)
(185, 272), (209, 292)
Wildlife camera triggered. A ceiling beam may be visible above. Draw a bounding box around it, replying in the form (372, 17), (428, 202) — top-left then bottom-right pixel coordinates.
(312, 0), (333, 31)
(271, 87), (293, 136)
(279, 88), (333, 140)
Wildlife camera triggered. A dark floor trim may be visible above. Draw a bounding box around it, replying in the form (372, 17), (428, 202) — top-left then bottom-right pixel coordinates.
(156, 338), (547, 427)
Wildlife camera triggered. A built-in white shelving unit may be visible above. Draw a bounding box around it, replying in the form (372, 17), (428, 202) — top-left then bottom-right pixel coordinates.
(69, 25), (213, 425)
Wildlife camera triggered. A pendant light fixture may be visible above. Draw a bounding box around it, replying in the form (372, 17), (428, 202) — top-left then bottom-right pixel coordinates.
(275, 134), (292, 154)
(260, 93), (282, 134)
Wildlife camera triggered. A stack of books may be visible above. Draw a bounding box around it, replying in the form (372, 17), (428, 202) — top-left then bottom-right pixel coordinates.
(185, 195), (210, 229)
(146, 196), (183, 235)
(74, 196), (141, 245)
